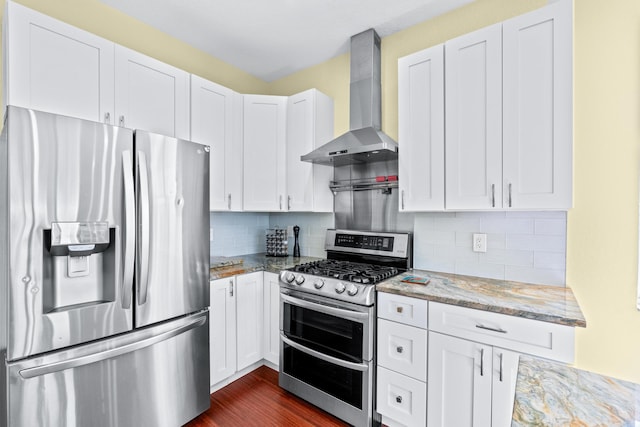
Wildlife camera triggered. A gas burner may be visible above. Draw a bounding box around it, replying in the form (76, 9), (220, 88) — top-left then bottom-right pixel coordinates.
(292, 260), (398, 285)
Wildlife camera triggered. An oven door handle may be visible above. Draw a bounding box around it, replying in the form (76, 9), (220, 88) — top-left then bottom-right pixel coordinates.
(280, 293), (369, 322)
(280, 334), (368, 372)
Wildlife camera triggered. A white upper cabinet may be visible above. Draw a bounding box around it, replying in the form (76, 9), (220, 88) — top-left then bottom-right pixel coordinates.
(400, 0), (572, 211)
(286, 89), (334, 212)
(502, 0), (573, 209)
(114, 45), (190, 139)
(398, 44), (445, 211)
(191, 76), (243, 211)
(3, 1), (114, 123)
(243, 95), (287, 211)
(445, 24), (503, 210)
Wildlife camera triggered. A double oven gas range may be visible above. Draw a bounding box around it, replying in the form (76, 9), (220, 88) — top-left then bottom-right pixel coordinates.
(279, 229), (412, 427)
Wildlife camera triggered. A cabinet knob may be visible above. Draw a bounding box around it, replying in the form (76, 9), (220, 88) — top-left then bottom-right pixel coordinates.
(396, 346), (403, 354)
(396, 306), (403, 314)
(395, 396), (402, 404)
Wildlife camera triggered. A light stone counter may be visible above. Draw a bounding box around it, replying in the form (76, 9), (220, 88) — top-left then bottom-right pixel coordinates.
(376, 269), (585, 327)
(512, 356), (640, 426)
(210, 253), (321, 280)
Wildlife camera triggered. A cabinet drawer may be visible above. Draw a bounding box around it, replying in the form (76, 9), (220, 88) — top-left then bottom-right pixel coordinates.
(429, 301), (574, 362)
(376, 366), (427, 427)
(377, 292), (428, 328)
(377, 319), (427, 381)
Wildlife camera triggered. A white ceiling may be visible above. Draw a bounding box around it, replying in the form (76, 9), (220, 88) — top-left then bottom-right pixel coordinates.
(99, 0), (475, 82)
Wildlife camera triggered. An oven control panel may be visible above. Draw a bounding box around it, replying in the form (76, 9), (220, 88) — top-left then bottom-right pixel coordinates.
(335, 234), (394, 252)
(325, 229), (411, 258)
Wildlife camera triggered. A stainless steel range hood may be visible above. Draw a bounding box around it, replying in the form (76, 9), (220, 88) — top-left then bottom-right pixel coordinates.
(301, 29), (398, 166)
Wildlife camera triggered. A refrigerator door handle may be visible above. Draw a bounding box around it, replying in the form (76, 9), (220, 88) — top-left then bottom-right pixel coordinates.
(137, 150), (151, 305)
(121, 151), (135, 309)
(18, 313), (207, 379)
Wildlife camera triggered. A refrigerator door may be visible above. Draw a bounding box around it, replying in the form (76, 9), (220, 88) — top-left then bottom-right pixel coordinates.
(134, 131), (210, 327)
(2, 106), (135, 361)
(5, 311), (210, 427)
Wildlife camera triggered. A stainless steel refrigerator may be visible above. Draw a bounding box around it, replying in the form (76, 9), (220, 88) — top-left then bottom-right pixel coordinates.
(0, 106), (211, 427)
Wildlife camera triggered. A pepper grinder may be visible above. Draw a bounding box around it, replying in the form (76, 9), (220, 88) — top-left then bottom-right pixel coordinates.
(293, 225), (300, 258)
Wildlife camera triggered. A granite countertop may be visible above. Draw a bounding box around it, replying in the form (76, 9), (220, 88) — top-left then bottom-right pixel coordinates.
(512, 356), (640, 426)
(376, 269), (585, 327)
(210, 253), (322, 280)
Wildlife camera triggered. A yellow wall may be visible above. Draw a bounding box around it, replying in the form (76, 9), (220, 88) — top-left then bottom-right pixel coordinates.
(3, 0), (640, 382)
(1, 0), (269, 94)
(272, 0), (640, 383)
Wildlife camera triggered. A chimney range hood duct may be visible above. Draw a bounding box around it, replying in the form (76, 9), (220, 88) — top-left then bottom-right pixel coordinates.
(301, 29), (398, 166)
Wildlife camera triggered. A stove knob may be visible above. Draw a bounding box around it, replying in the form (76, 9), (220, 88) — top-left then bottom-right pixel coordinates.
(283, 272), (296, 283)
(347, 284), (358, 296)
(313, 279), (325, 289)
(335, 282), (346, 294)
(295, 275), (305, 285)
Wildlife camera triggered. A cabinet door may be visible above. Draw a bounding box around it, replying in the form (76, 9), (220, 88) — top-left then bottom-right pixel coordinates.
(445, 24), (503, 210)
(286, 89), (334, 212)
(262, 272), (280, 366)
(428, 332), (492, 427)
(4, 2), (114, 123)
(191, 76), (243, 211)
(114, 45), (189, 139)
(398, 44), (445, 211)
(243, 95), (287, 211)
(491, 348), (520, 427)
(503, 0), (572, 209)
(210, 277), (237, 386)
(236, 271), (264, 370)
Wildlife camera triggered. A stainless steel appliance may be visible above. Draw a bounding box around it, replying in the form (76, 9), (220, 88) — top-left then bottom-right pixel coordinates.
(279, 229), (412, 427)
(0, 106), (210, 427)
(301, 29), (398, 166)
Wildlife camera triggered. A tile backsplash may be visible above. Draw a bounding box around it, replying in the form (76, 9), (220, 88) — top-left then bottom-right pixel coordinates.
(413, 211), (567, 286)
(210, 212), (334, 258)
(209, 212), (269, 256)
(210, 210), (567, 287)
(269, 212), (335, 258)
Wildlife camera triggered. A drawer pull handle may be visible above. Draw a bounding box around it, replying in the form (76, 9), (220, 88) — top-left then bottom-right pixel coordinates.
(480, 348), (484, 376)
(476, 324), (507, 334)
(395, 396), (402, 404)
(396, 306), (403, 314)
(499, 352), (504, 382)
(396, 346), (403, 354)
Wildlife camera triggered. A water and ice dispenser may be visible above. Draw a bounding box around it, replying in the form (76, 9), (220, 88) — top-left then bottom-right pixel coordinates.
(43, 222), (116, 312)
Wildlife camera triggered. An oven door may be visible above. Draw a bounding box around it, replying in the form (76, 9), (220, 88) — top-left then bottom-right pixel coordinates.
(280, 288), (373, 362)
(279, 289), (374, 426)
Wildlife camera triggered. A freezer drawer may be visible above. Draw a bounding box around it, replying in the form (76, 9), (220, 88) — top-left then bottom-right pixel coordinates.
(4, 311), (210, 427)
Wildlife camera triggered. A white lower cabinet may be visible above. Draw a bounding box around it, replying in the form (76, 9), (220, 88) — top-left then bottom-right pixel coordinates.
(209, 271), (264, 388)
(209, 276), (237, 386)
(376, 294), (576, 427)
(427, 301), (574, 427)
(376, 293), (428, 427)
(427, 332), (519, 427)
(262, 272), (281, 366)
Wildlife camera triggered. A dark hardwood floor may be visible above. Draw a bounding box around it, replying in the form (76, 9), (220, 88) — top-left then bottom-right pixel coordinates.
(185, 366), (349, 427)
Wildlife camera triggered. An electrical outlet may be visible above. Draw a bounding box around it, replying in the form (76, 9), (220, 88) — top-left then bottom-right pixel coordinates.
(472, 233), (487, 253)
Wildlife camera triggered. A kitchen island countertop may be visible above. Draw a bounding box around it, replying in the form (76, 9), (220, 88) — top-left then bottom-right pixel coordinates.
(210, 253), (322, 280)
(376, 269), (585, 327)
(512, 356), (640, 426)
